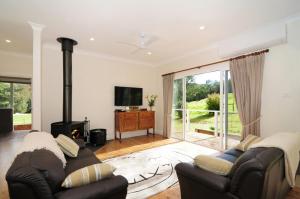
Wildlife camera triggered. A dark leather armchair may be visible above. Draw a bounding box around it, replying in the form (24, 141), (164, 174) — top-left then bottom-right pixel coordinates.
(175, 147), (290, 199)
(6, 144), (128, 199)
(0, 108), (13, 133)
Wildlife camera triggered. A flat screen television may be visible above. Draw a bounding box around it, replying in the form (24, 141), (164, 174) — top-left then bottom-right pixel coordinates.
(114, 86), (143, 106)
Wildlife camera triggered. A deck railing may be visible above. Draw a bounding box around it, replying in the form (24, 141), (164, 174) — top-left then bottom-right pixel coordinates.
(172, 109), (241, 137)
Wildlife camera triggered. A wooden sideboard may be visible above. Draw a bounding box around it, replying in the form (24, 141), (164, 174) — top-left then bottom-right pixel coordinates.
(115, 110), (155, 141)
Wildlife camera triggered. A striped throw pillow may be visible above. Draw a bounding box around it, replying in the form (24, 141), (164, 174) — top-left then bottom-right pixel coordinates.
(62, 163), (116, 188)
(56, 134), (79, 157)
(235, 134), (261, 151)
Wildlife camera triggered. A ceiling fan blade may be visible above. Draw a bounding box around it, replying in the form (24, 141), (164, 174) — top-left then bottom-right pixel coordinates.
(116, 41), (139, 48)
(131, 47), (152, 55)
(144, 35), (158, 46)
(130, 48), (142, 54)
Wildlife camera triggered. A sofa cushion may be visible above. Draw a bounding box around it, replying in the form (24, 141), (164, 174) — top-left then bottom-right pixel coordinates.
(74, 139), (86, 149)
(65, 148), (96, 161)
(194, 155), (233, 176)
(235, 135), (261, 151)
(224, 148), (244, 158)
(55, 176), (128, 199)
(217, 153), (240, 163)
(77, 148), (96, 159)
(62, 163), (116, 188)
(65, 153), (100, 176)
(56, 134), (80, 157)
(217, 148), (244, 163)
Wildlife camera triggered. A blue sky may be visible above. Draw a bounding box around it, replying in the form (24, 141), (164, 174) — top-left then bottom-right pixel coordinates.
(194, 71), (220, 84)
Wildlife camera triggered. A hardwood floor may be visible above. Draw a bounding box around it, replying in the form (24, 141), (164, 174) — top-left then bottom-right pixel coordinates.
(1, 132), (300, 199)
(151, 184), (300, 199)
(95, 134), (179, 160)
(287, 187), (300, 199)
(150, 184), (181, 199)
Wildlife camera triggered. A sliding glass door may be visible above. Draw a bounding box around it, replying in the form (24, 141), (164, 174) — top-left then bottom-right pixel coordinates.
(0, 81), (32, 129)
(171, 78), (185, 140)
(171, 70), (241, 150)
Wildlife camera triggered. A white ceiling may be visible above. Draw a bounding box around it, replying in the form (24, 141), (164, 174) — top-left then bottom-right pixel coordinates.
(0, 0), (300, 65)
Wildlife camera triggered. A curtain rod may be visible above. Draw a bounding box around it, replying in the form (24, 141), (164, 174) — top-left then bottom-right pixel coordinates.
(161, 49), (269, 77)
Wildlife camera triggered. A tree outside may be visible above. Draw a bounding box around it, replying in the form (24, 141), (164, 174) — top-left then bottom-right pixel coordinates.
(0, 82), (11, 108)
(13, 84), (31, 113)
(173, 75), (221, 119)
(173, 79), (183, 118)
(0, 82), (32, 125)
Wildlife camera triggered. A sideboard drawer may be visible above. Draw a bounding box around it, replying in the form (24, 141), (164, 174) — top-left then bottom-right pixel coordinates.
(139, 111), (155, 129)
(119, 112), (138, 132)
(115, 110), (155, 141)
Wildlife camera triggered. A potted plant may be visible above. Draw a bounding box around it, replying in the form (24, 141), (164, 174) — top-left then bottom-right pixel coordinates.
(145, 95), (158, 111)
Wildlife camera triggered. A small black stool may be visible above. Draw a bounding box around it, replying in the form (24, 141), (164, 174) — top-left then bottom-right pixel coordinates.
(90, 129), (106, 146)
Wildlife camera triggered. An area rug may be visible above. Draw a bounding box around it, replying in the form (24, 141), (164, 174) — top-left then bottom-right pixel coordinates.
(104, 141), (218, 199)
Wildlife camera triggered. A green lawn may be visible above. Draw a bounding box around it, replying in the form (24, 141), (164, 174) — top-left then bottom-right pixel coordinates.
(13, 113), (32, 125)
(173, 93), (242, 136)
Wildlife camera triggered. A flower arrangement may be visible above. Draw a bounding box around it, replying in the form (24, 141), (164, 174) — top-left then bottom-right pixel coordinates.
(145, 95), (158, 110)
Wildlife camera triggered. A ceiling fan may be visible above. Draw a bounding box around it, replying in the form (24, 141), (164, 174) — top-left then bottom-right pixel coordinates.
(117, 32), (157, 55)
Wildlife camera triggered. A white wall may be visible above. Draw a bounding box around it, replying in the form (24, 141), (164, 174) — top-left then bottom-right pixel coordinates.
(41, 47), (159, 139)
(261, 20), (300, 137)
(156, 19), (300, 137)
(0, 50), (32, 78)
(1, 20), (297, 140)
(41, 19), (300, 139)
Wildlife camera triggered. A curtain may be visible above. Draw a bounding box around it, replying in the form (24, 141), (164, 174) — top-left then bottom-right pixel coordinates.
(163, 74), (174, 138)
(230, 53), (265, 140)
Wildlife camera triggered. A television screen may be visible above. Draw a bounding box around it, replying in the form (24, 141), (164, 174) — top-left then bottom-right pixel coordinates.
(114, 86), (143, 106)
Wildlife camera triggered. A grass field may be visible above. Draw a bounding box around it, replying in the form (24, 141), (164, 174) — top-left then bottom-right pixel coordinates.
(13, 113), (32, 125)
(173, 93), (242, 136)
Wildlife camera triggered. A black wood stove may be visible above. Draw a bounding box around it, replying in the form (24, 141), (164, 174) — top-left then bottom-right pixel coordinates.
(51, 37), (84, 138)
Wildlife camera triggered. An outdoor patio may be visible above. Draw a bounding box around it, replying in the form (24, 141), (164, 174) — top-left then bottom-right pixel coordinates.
(172, 131), (240, 151)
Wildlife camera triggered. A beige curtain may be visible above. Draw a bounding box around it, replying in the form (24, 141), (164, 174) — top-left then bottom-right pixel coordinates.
(163, 74), (174, 138)
(230, 53), (265, 140)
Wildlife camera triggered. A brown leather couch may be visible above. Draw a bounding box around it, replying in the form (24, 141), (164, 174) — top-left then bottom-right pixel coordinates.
(175, 147), (290, 199)
(6, 142), (128, 199)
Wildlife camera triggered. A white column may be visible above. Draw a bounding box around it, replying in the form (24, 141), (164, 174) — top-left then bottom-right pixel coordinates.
(28, 22), (45, 131)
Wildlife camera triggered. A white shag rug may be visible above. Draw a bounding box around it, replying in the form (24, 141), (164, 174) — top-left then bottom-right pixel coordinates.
(104, 141), (218, 199)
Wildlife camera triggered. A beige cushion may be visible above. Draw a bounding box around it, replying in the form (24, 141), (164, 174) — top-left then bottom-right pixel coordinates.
(56, 134), (79, 157)
(247, 137), (263, 148)
(194, 155), (233, 176)
(62, 163), (116, 188)
(235, 134), (261, 152)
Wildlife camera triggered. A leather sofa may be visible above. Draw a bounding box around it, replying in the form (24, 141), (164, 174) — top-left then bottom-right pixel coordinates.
(6, 141), (128, 199)
(175, 147), (290, 199)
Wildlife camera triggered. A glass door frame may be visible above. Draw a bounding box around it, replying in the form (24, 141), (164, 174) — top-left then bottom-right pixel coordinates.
(171, 63), (231, 150)
(172, 77), (186, 141)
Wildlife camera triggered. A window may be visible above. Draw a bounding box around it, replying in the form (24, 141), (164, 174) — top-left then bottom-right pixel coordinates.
(0, 77), (32, 128)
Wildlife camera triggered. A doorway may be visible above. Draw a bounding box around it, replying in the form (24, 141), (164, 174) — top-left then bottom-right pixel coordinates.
(0, 77), (32, 130)
(171, 70), (241, 150)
